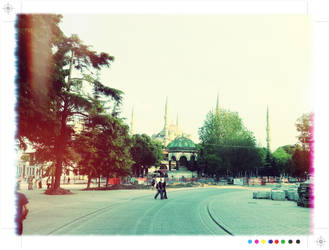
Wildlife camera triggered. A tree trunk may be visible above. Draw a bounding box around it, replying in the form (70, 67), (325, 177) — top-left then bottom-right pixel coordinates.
(87, 175), (92, 189)
(106, 175), (109, 188)
(53, 52), (74, 191)
(53, 158), (63, 190)
(51, 175), (54, 189)
(98, 176), (101, 188)
(53, 110), (68, 190)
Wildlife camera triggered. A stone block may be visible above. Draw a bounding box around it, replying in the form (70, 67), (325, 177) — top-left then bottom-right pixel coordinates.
(253, 192), (257, 199)
(282, 189), (289, 198)
(287, 189), (299, 201)
(271, 190), (286, 200)
(253, 191), (275, 199)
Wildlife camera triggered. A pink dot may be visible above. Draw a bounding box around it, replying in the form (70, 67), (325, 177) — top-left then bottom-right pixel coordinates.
(255, 240), (259, 244)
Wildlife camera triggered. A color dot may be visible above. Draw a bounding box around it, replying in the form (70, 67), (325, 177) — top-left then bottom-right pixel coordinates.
(248, 240), (252, 244)
(261, 240), (266, 244)
(281, 240), (285, 244)
(269, 240), (273, 244)
(275, 240), (279, 244)
(296, 239), (300, 244)
(288, 240), (293, 244)
(255, 240), (259, 244)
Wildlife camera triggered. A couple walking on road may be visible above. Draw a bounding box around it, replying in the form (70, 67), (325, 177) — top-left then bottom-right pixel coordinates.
(153, 178), (167, 200)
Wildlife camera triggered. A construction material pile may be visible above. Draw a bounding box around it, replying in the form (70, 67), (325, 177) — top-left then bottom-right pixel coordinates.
(297, 183), (312, 207)
(252, 184), (299, 202)
(282, 184), (299, 201)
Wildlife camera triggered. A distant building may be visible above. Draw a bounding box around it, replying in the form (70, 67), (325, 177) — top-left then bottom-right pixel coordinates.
(151, 97), (192, 146)
(17, 142), (43, 181)
(167, 135), (197, 171)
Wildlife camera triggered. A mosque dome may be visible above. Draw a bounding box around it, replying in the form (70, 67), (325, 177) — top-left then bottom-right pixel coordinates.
(167, 135), (196, 151)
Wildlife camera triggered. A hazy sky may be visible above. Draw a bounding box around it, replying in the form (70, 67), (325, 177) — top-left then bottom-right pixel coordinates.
(60, 14), (312, 150)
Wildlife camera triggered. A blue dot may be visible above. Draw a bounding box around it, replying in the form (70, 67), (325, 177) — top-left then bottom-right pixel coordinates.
(269, 240), (273, 244)
(248, 240), (252, 244)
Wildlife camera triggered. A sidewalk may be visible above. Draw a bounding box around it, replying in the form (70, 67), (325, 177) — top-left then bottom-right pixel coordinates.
(18, 181), (98, 191)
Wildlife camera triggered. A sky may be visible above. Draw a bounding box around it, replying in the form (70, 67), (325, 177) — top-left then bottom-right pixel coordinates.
(60, 14), (312, 151)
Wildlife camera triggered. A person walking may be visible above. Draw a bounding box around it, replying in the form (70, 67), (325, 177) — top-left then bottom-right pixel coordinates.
(154, 179), (163, 199)
(163, 179), (168, 199)
(38, 178), (42, 189)
(46, 178), (51, 189)
(27, 176), (33, 190)
(33, 176), (37, 190)
(15, 192), (29, 235)
(151, 177), (156, 190)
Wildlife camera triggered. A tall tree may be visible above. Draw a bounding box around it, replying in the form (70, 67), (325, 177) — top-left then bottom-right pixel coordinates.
(130, 134), (163, 177)
(198, 110), (262, 178)
(272, 146), (294, 176)
(295, 112), (313, 151)
(292, 113), (313, 178)
(16, 15), (123, 191)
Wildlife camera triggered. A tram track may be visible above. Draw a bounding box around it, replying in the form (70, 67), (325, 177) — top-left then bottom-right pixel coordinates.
(47, 202), (118, 235)
(47, 193), (154, 235)
(206, 203), (234, 236)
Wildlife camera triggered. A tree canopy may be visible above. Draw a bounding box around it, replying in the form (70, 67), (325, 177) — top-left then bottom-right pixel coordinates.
(198, 110), (262, 178)
(292, 112), (313, 178)
(130, 134), (164, 177)
(295, 112), (313, 152)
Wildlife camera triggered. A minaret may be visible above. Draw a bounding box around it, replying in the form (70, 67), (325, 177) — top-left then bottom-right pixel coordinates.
(130, 106), (135, 135)
(216, 93), (220, 115)
(164, 97), (169, 146)
(266, 105), (271, 152)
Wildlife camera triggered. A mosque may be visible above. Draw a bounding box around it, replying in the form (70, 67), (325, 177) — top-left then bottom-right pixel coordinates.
(151, 97), (192, 146)
(130, 95), (221, 177)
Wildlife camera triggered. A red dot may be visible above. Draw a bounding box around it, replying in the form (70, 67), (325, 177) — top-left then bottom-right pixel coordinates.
(275, 240), (279, 244)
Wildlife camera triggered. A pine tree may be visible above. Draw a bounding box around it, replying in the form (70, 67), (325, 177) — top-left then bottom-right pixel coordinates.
(16, 15), (123, 191)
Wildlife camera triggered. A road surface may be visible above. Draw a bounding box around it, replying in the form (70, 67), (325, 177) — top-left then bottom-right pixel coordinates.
(22, 186), (310, 235)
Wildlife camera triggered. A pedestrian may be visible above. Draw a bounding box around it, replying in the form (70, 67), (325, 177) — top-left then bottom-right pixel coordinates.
(68, 177), (70, 184)
(38, 178), (42, 189)
(154, 179), (163, 200)
(15, 191), (29, 235)
(151, 177), (156, 190)
(33, 176), (37, 190)
(28, 176), (33, 190)
(46, 178), (51, 189)
(163, 179), (168, 199)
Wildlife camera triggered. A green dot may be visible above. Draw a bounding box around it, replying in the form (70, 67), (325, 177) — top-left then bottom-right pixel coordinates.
(281, 240), (285, 244)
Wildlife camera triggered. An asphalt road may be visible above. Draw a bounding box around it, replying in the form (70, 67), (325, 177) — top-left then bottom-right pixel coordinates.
(22, 187), (310, 235)
(47, 188), (238, 235)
